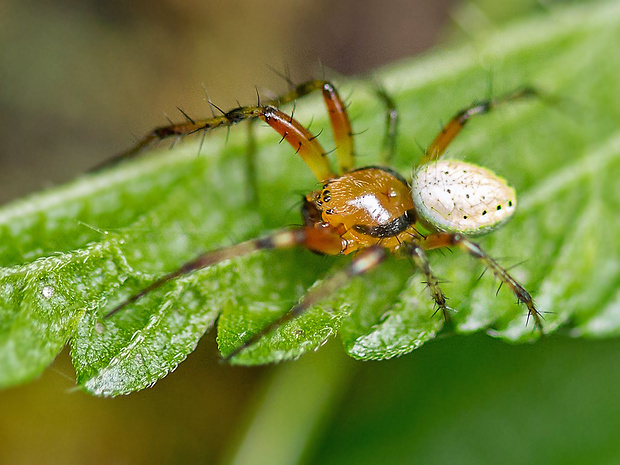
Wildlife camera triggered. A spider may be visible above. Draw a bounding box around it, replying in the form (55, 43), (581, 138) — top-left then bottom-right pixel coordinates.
(102, 79), (543, 360)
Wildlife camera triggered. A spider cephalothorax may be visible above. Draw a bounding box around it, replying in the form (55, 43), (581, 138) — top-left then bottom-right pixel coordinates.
(304, 166), (418, 254)
(102, 80), (542, 360)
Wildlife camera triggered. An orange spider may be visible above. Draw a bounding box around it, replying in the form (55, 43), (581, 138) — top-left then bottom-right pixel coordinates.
(102, 80), (542, 360)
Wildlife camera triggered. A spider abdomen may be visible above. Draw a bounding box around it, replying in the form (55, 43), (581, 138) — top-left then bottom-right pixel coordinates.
(411, 160), (516, 235)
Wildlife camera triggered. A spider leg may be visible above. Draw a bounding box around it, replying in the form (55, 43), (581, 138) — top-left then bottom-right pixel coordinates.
(90, 112), (236, 171)
(243, 78), (355, 198)
(421, 232), (544, 332)
(268, 79), (355, 174)
(257, 105), (335, 182)
(375, 85), (399, 165)
(95, 104), (336, 182)
(222, 245), (387, 361)
(402, 242), (450, 321)
(104, 226), (343, 320)
(420, 87), (539, 165)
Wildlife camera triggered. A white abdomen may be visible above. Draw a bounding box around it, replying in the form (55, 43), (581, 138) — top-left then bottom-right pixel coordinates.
(411, 160), (517, 235)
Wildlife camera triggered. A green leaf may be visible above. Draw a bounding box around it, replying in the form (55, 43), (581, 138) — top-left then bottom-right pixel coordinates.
(1, 1), (619, 395)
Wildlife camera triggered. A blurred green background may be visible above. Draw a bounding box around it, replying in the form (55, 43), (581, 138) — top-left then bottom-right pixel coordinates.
(2, 0), (620, 464)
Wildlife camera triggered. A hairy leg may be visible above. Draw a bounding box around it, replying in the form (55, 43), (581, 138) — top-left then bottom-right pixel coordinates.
(402, 242), (450, 320)
(222, 245), (387, 361)
(104, 226), (344, 320)
(421, 87), (538, 165)
(421, 232), (543, 331)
